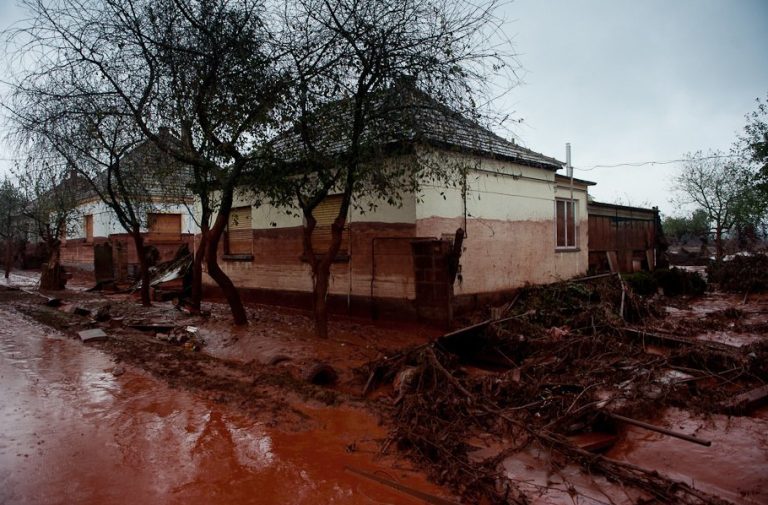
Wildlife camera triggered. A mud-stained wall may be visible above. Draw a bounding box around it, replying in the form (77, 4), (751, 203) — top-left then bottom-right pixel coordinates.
(415, 154), (589, 294)
(61, 199), (198, 272)
(200, 148), (590, 315)
(210, 222), (418, 301)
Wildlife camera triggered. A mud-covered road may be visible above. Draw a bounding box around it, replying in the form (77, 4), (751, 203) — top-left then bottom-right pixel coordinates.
(0, 305), (444, 505)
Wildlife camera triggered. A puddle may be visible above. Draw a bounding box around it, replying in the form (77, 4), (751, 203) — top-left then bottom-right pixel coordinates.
(607, 408), (768, 504)
(0, 306), (448, 505)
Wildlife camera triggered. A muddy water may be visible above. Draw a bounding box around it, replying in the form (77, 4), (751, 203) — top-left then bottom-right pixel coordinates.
(607, 408), (768, 505)
(0, 306), (447, 505)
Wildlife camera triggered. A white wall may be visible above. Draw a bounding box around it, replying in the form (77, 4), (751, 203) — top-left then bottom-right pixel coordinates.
(69, 199), (198, 238)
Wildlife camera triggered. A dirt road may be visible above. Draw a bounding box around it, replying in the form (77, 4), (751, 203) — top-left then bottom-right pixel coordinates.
(0, 305), (445, 505)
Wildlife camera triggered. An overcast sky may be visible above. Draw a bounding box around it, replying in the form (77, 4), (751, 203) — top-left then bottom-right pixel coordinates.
(500, 0), (768, 215)
(1, 0), (766, 217)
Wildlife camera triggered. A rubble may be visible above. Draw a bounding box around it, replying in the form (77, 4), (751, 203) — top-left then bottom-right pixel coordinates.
(360, 276), (765, 504)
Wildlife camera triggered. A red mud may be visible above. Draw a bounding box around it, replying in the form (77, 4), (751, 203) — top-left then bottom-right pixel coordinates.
(664, 291), (768, 347)
(607, 408), (768, 505)
(0, 305), (450, 505)
(4, 270), (768, 504)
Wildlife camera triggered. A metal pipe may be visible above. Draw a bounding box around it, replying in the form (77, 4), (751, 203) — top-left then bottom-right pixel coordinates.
(607, 412), (712, 447)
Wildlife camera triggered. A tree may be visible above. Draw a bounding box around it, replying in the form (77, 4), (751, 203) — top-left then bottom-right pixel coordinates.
(5, 0), (287, 322)
(674, 151), (759, 259)
(14, 153), (83, 290)
(740, 93), (768, 191)
(662, 209), (710, 245)
(272, 0), (511, 337)
(0, 178), (25, 279)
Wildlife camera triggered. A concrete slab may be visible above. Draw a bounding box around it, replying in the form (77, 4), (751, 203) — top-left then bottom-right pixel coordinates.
(78, 328), (108, 343)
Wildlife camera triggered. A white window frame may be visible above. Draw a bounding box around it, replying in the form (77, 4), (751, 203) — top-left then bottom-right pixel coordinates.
(555, 198), (579, 250)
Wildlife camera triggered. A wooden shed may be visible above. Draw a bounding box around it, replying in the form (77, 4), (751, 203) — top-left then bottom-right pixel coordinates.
(587, 202), (662, 273)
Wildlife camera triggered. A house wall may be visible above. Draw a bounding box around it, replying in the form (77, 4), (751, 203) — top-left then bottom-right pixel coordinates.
(207, 189), (419, 313)
(201, 150), (590, 320)
(414, 154), (589, 300)
(61, 200), (197, 272)
(587, 203), (658, 273)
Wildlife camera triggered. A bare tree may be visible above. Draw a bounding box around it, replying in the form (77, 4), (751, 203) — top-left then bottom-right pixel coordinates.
(5, 0), (288, 323)
(272, 0), (513, 337)
(14, 153), (83, 290)
(674, 151), (758, 260)
(0, 178), (24, 279)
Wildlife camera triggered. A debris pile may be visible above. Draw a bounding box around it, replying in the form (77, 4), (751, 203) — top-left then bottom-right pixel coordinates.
(708, 253), (768, 293)
(361, 276), (762, 504)
(156, 325), (205, 351)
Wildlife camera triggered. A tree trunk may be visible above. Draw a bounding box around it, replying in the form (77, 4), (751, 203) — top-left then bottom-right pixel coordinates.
(39, 240), (64, 290)
(312, 260), (331, 338)
(4, 239), (11, 279)
(188, 230), (207, 314)
(715, 226), (724, 261)
(307, 215), (346, 338)
(131, 232), (152, 306)
(206, 214), (247, 325)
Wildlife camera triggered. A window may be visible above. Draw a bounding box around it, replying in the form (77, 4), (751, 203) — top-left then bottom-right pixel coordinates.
(147, 213), (181, 243)
(84, 215), (93, 243)
(556, 199), (578, 249)
(310, 194), (348, 256)
(227, 206), (252, 255)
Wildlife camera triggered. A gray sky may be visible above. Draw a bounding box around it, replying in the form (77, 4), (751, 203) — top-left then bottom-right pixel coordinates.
(1, 0), (767, 217)
(500, 0), (768, 216)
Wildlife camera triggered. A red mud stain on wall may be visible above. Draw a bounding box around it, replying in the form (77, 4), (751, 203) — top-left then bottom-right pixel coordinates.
(216, 222), (418, 299)
(416, 216), (588, 294)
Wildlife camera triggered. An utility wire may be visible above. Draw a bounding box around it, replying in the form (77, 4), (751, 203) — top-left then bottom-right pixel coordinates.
(573, 153), (741, 172)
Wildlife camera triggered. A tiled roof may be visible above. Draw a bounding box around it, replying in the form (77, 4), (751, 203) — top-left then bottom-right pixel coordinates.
(273, 85), (564, 171)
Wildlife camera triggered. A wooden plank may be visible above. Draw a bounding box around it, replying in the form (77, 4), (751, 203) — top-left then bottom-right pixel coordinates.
(722, 384), (768, 414)
(607, 412), (711, 446)
(78, 328), (108, 343)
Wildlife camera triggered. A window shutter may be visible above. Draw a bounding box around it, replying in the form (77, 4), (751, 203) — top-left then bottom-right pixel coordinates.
(147, 213), (182, 243)
(227, 206), (252, 254)
(85, 215), (94, 243)
(311, 195), (348, 254)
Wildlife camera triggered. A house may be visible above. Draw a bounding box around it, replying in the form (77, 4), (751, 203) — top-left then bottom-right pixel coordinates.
(587, 202), (665, 273)
(60, 134), (197, 282)
(201, 101), (594, 324)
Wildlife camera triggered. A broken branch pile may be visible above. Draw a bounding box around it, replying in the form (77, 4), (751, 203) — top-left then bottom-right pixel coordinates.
(362, 277), (758, 504)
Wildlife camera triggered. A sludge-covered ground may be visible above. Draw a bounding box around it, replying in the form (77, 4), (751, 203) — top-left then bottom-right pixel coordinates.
(1, 265), (767, 504)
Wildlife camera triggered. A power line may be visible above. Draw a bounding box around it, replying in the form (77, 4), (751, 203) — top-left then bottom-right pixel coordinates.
(573, 153), (741, 172)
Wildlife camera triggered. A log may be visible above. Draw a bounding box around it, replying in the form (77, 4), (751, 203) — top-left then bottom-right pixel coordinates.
(345, 466), (461, 505)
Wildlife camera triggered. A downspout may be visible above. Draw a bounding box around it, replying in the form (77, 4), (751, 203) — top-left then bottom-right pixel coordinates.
(347, 206), (353, 312)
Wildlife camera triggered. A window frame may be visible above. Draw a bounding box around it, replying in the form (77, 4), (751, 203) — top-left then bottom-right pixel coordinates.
(555, 198), (579, 250)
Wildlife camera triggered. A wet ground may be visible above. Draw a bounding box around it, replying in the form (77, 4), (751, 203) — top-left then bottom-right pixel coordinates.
(0, 303), (449, 504)
(2, 269), (768, 504)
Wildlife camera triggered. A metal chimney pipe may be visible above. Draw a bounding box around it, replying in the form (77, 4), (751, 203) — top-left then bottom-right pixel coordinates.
(566, 142), (572, 178)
